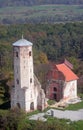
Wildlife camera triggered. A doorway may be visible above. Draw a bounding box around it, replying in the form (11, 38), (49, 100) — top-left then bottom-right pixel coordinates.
(30, 102), (34, 110)
(53, 87), (57, 100)
(17, 103), (21, 109)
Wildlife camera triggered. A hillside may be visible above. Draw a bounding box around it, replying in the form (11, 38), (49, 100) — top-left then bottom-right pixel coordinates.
(0, 0), (83, 7)
(0, 5), (83, 24)
(0, 23), (83, 74)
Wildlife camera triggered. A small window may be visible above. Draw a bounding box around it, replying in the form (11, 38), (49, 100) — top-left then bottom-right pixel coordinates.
(17, 103), (21, 109)
(16, 79), (19, 84)
(54, 87), (57, 91)
(16, 52), (18, 57)
(30, 78), (32, 83)
(12, 85), (15, 88)
(29, 51), (31, 56)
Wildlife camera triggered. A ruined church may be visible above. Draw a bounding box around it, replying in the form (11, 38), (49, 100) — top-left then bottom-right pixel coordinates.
(46, 61), (78, 102)
(11, 38), (78, 112)
(11, 38), (47, 112)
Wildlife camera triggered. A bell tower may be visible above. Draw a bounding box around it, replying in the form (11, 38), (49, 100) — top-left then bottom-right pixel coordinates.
(11, 38), (36, 111)
(11, 38), (47, 112)
(13, 38), (34, 90)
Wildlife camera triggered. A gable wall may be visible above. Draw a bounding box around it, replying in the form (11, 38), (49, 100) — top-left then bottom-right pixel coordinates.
(63, 80), (77, 100)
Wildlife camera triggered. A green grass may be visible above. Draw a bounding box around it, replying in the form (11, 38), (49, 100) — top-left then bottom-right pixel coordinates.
(73, 120), (83, 130)
(65, 101), (83, 110)
(27, 110), (40, 117)
(47, 117), (83, 130)
(47, 99), (56, 105)
(0, 109), (9, 115)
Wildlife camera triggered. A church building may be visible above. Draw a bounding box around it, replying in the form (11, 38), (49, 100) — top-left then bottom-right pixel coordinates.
(11, 38), (46, 112)
(11, 38), (79, 111)
(46, 61), (79, 102)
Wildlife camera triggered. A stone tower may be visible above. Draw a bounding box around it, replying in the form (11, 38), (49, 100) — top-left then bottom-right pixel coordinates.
(11, 38), (46, 112)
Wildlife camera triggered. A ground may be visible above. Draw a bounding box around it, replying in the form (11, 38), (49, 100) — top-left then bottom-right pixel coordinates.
(29, 99), (83, 122)
(29, 108), (83, 122)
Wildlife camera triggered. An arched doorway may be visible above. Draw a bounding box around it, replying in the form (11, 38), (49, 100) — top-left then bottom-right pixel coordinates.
(17, 103), (21, 109)
(53, 87), (57, 100)
(30, 102), (34, 110)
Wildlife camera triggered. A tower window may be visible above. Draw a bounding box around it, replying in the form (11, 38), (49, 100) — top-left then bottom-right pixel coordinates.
(29, 51), (31, 56)
(30, 78), (32, 83)
(12, 85), (15, 88)
(16, 52), (18, 57)
(16, 79), (19, 84)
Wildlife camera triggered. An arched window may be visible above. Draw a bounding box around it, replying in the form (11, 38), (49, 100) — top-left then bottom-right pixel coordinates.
(16, 79), (19, 84)
(29, 51), (31, 56)
(16, 52), (18, 57)
(17, 103), (21, 109)
(30, 78), (32, 83)
(53, 87), (57, 100)
(54, 87), (57, 91)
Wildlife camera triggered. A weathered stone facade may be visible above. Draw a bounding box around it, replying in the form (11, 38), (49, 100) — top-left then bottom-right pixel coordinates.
(11, 38), (46, 112)
(46, 63), (78, 102)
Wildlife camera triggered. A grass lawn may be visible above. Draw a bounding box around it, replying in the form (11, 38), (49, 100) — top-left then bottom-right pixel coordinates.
(65, 101), (83, 110)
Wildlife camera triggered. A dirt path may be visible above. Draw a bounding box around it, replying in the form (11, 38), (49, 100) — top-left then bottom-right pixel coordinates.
(47, 109), (83, 121)
(29, 109), (83, 121)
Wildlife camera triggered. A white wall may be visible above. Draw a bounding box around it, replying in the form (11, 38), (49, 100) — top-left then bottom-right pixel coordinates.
(63, 80), (77, 100)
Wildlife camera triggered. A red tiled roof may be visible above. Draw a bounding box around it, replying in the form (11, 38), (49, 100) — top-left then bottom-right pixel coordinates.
(56, 63), (78, 82)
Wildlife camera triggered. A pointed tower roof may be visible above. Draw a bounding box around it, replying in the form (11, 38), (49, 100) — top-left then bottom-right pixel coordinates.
(13, 38), (33, 46)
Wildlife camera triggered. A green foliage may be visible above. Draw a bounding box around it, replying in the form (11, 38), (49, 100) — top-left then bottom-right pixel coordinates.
(0, 79), (10, 107)
(78, 93), (83, 99)
(33, 49), (48, 65)
(0, 108), (28, 130)
(67, 56), (79, 72)
(39, 52), (48, 64)
(47, 100), (56, 105)
(0, 23), (83, 64)
(73, 121), (83, 130)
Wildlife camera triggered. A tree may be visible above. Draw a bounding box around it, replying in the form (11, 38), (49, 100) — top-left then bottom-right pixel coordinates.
(67, 56), (79, 73)
(39, 52), (48, 64)
(0, 108), (28, 130)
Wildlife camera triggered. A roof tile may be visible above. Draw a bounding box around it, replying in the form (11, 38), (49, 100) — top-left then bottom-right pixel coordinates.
(56, 63), (78, 81)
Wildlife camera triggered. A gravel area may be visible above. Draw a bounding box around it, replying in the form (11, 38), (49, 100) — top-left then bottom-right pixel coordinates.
(29, 109), (83, 122)
(47, 109), (83, 121)
(29, 113), (47, 121)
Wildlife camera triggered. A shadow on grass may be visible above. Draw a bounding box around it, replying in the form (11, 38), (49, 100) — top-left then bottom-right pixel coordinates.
(0, 101), (10, 110)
